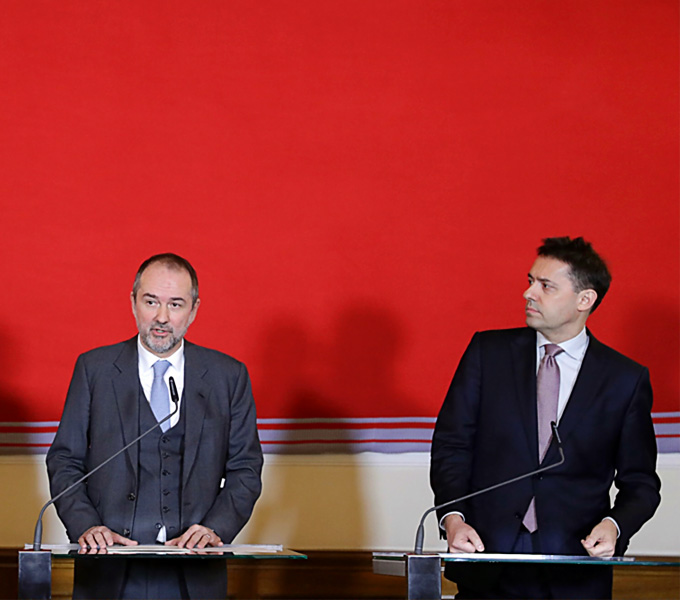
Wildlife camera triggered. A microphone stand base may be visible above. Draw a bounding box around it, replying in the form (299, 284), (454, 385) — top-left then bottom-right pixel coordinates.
(18, 550), (51, 599)
(407, 554), (442, 600)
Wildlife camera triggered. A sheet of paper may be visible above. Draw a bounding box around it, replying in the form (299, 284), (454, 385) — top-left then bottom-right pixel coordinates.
(25, 543), (284, 554)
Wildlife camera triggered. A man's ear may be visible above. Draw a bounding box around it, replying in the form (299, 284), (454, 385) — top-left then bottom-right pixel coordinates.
(188, 297), (201, 326)
(577, 289), (597, 313)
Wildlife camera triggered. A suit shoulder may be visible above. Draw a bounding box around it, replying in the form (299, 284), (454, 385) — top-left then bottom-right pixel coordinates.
(471, 327), (533, 345)
(185, 341), (247, 372)
(76, 338), (135, 365)
(588, 335), (648, 375)
(455, 328), (532, 365)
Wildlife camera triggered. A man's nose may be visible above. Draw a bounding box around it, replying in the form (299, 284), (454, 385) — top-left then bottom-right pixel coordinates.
(523, 284), (536, 301)
(156, 304), (169, 323)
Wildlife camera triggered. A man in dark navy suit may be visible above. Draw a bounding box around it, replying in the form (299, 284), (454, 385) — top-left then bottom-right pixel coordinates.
(431, 237), (660, 599)
(47, 253), (263, 599)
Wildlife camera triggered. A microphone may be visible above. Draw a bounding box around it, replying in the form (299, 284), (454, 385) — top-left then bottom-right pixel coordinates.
(32, 376), (181, 551)
(168, 376), (179, 406)
(414, 422), (565, 554)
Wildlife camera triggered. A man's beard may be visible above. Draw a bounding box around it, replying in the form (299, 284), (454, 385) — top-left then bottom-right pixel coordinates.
(141, 323), (187, 355)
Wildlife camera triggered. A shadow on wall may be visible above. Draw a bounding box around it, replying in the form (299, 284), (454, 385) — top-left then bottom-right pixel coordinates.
(0, 329), (61, 545)
(627, 301), (680, 453)
(626, 301), (679, 408)
(254, 302), (418, 423)
(320, 303), (417, 419)
(247, 302), (417, 558)
(0, 330), (47, 453)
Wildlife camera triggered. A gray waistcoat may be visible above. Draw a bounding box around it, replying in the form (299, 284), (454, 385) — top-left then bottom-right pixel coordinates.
(132, 386), (186, 544)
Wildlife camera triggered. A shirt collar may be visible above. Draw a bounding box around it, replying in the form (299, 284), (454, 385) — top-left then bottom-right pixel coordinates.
(137, 336), (185, 372)
(536, 328), (588, 360)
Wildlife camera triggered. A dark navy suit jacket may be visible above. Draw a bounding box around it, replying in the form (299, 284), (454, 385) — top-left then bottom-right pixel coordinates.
(47, 337), (263, 599)
(431, 328), (660, 598)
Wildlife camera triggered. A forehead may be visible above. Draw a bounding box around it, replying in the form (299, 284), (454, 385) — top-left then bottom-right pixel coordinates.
(138, 263), (193, 298)
(529, 256), (574, 284)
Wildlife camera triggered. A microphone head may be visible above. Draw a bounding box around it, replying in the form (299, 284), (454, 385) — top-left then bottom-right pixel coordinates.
(550, 421), (563, 448)
(168, 377), (179, 404)
(550, 421), (566, 465)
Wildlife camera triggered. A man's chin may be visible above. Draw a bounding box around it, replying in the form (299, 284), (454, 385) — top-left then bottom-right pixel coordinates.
(525, 313), (542, 328)
(142, 334), (180, 356)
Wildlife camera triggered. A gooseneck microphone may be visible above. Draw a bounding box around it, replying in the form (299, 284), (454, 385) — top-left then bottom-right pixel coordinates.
(32, 376), (181, 551)
(414, 422), (565, 554)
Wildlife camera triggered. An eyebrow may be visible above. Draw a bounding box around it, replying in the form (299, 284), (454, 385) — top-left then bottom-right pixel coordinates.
(528, 273), (556, 285)
(142, 293), (187, 303)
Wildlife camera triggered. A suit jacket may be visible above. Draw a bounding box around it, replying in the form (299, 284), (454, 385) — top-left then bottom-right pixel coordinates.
(46, 337), (264, 598)
(430, 327), (660, 598)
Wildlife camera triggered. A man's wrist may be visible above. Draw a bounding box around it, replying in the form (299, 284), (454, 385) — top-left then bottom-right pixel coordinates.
(602, 516), (620, 538)
(439, 511), (465, 531)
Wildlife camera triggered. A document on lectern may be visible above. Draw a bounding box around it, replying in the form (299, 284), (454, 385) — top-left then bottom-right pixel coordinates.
(440, 552), (635, 563)
(25, 543), (284, 554)
(108, 544), (284, 554)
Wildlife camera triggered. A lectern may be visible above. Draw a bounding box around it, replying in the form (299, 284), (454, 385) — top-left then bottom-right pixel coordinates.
(373, 552), (680, 600)
(19, 544), (306, 599)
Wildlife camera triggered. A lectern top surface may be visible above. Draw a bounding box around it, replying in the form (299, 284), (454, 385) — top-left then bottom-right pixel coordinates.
(373, 552), (679, 567)
(25, 543), (307, 559)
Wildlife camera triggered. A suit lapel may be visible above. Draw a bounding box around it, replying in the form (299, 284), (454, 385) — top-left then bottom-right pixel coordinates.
(112, 338), (141, 478)
(544, 331), (607, 462)
(182, 342), (208, 486)
(511, 329), (539, 460)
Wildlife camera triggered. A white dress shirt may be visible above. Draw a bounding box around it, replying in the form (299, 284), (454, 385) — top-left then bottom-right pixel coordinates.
(137, 337), (185, 430)
(535, 328), (589, 422)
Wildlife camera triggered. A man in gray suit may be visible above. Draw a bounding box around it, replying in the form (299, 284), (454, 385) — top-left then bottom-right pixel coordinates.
(47, 253), (263, 599)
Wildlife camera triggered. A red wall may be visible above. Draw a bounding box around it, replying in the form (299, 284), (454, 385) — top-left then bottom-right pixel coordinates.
(1, 2), (677, 439)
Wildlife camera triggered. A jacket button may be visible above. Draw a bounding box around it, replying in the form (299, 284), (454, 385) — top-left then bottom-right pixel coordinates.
(163, 490), (170, 496)
(163, 506), (170, 513)
(123, 529), (131, 536)
(128, 493), (136, 501)
(156, 523), (162, 529)
(162, 469), (170, 476)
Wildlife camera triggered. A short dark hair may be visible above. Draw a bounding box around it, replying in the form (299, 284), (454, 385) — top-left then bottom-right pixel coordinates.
(132, 253), (199, 306)
(537, 237), (611, 313)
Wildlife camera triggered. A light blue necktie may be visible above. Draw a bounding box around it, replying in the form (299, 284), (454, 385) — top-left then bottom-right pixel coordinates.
(150, 360), (171, 432)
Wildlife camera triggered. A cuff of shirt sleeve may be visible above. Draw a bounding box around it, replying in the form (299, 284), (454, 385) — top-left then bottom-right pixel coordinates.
(439, 511), (465, 531)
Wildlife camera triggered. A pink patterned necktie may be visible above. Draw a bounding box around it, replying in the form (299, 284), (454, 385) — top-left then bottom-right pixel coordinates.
(522, 343), (564, 533)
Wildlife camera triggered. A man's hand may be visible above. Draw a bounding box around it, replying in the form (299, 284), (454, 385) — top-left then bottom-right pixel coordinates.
(78, 526), (138, 551)
(581, 520), (617, 557)
(166, 524), (223, 549)
(443, 514), (485, 553)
